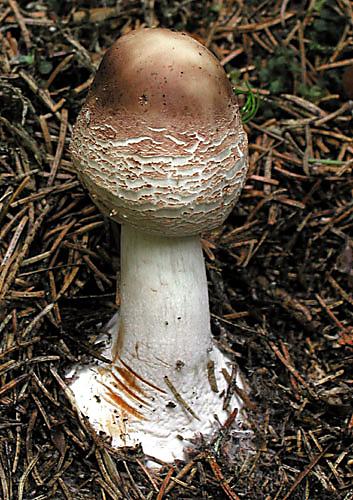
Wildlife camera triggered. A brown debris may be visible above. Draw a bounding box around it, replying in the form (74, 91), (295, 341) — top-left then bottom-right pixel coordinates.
(0, 1), (353, 498)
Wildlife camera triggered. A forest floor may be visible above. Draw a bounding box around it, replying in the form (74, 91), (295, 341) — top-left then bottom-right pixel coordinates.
(0, 1), (352, 498)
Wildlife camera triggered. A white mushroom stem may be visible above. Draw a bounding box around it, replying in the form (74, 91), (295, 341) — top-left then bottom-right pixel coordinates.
(70, 224), (244, 463)
(117, 224), (213, 384)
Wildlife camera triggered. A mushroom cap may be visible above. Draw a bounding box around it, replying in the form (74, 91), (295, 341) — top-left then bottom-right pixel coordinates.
(71, 28), (248, 237)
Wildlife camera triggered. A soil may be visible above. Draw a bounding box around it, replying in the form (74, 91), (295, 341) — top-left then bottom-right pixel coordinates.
(0, 1), (352, 499)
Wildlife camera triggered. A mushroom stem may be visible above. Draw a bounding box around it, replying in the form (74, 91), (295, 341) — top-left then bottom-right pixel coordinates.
(116, 224), (212, 384)
(69, 224), (245, 463)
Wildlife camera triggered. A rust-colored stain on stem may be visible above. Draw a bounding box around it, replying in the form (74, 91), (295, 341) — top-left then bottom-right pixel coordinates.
(112, 320), (125, 360)
(102, 383), (145, 420)
(113, 366), (148, 397)
(111, 370), (151, 407)
(118, 356), (167, 394)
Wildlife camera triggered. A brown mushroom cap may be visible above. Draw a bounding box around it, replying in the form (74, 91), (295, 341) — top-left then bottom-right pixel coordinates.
(71, 28), (248, 237)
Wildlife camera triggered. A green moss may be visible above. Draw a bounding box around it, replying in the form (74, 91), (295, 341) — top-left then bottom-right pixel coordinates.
(256, 46), (298, 95)
(307, 5), (345, 55)
(298, 84), (325, 101)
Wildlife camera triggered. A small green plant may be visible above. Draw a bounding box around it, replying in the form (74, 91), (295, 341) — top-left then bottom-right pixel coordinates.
(256, 46), (300, 95)
(298, 83), (324, 101)
(234, 84), (260, 123)
(307, 4), (345, 58)
(13, 52), (35, 66)
(313, 0), (326, 13)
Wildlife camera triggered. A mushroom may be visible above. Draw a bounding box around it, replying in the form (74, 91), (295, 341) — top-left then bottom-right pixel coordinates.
(70, 28), (248, 463)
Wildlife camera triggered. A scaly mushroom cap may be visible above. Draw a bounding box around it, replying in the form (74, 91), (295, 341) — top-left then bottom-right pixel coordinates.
(71, 28), (248, 236)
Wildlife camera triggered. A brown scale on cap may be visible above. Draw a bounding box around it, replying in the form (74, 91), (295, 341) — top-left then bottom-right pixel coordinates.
(71, 28), (248, 237)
